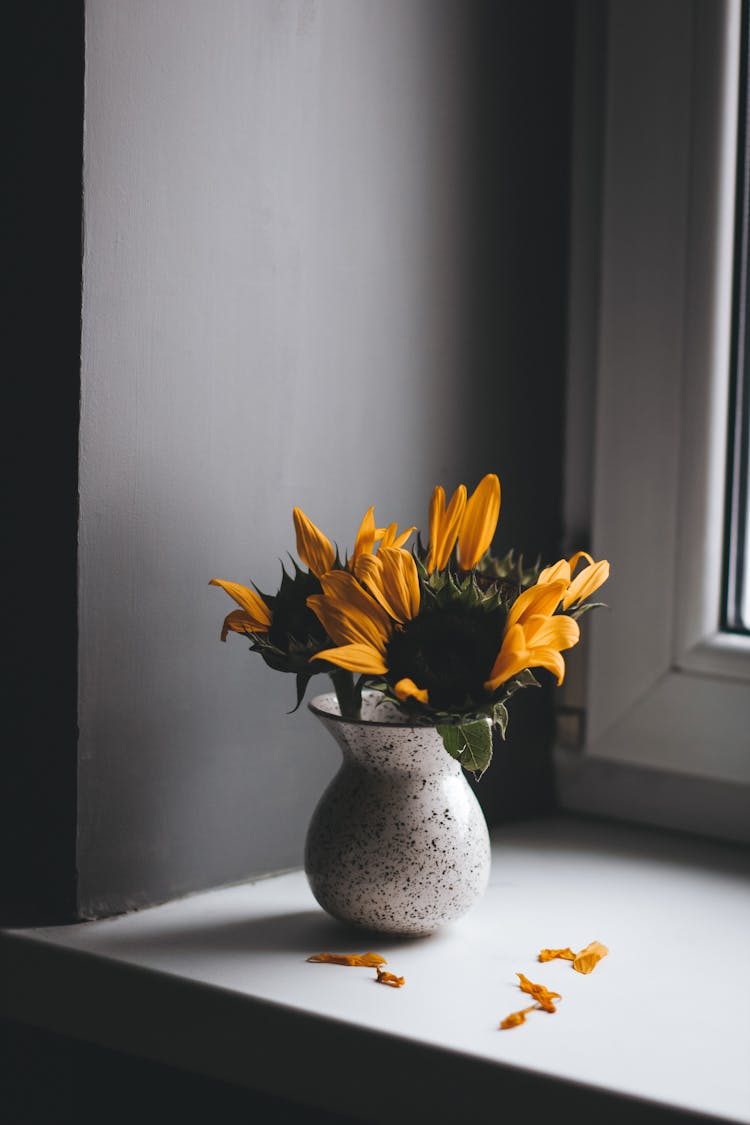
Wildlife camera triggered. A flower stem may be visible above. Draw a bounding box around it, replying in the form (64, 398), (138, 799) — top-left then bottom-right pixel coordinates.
(330, 670), (362, 719)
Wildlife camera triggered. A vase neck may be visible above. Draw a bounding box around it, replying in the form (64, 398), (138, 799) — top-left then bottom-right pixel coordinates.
(315, 712), (465, 776)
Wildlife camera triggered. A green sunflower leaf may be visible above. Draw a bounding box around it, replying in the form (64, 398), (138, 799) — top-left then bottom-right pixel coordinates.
(436, 720), (493, 779)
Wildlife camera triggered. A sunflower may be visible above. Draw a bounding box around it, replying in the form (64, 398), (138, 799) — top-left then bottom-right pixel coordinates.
(210, 566), (329, 669)
(484, 580), (580, 690)
(308, 548), (579, 717)
(212, 475), (611, 774)
(210, 508), (336, 682)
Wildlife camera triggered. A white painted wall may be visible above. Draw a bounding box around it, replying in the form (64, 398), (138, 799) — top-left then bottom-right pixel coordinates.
(78, 0), (571, 915)
(78, 0), (482, 914)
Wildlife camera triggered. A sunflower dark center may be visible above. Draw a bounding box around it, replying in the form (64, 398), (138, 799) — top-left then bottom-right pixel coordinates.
(386, 604), (505, 711)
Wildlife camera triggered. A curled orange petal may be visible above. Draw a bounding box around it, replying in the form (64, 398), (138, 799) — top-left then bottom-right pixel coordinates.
(375, 967), (405, 988)
(307, 952), (387, 967)
(394, 677), (429, 704)
(538, 947), (576, 963)
(572, 941), (609, 974)
(517, 972), (562, 1013)
(499, 1004), (537, 1030)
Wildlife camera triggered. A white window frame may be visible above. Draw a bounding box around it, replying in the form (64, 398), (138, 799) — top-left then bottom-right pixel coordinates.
(556, 0), (750, 845)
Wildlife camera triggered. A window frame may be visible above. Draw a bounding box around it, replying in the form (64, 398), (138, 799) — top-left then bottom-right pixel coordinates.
(722, 0), (750, 636)
(556, 0), (750, 845)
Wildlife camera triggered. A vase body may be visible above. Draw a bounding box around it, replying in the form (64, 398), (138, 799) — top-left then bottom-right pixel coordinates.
(304, 690), (491, 936)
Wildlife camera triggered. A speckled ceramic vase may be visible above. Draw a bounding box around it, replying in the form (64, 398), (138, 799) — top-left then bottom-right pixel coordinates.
(304, 690), (491, 936)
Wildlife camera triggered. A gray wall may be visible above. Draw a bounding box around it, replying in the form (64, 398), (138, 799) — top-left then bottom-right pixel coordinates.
(77, 0), (573, 917)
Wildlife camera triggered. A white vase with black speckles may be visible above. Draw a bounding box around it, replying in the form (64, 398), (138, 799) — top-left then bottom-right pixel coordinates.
(304, 690), (492, 936)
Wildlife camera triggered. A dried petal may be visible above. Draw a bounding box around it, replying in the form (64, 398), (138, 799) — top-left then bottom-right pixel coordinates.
(538, 947), (576, 963)
(572, 941), (609, 974)
(307, 952), (387, 967)
(376, 967), (405, 988)
(500, 1004), (538, 1030)
(517, 972), (562, 1013)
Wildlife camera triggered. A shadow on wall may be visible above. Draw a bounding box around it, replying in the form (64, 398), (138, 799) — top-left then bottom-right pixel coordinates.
(458, 0), (575, 825)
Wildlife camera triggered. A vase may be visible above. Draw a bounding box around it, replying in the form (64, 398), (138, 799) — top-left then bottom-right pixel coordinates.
(304, 690), (492, 936)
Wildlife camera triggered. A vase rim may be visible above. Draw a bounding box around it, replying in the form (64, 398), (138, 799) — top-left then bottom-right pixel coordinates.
(308, 689), (492, 731)
(308, 689), (440, 729)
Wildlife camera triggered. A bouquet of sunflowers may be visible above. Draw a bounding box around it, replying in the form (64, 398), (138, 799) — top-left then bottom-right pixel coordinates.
(210, 473), (609, 777)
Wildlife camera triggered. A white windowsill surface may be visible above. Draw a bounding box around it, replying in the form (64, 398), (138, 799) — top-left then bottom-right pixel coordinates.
(2, 814), (749, 1124)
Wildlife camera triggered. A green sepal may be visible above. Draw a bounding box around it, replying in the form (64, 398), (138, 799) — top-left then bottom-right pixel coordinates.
(566, 600), (609, 621)
(436, 719), (493, 780)
(249, 636), (287, 668)
(495, 667), (541, 705)
(251, 633), (323, 676)
(492, 700), (509, 738)
(366, 679), (390, 695)
(288, 672), (315, 714)
(477, 548), (541, 589)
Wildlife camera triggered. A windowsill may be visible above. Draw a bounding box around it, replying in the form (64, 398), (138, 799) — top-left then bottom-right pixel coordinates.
(2, 813), (748, 1124)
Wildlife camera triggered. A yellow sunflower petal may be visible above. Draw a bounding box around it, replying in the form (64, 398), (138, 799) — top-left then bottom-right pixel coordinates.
(562, 559), (610, 609)
(505, 579), (567, 630)
(428, 486), (445, 526)
(567, 550), (596, 574)
(308, 595), (390, 654)
(292, 507), (336, 578)
(537, 558), (571, 586)
(209, 579), (272, 628)
(457, 473), (501, 570)
(391, 526), (417, 550)
(427, 485), (446, 574)
(526, 646), (568, 685)
(352, 552), (382, 586)
(485, 635), (569, 691)
(485, 607), (577, 689)
(353, 549), (420, 626)
(311, 643), (388, 675)
(220, 609), (268, 641)
(351, 506), (377, 565)
(484, 624), (528, 690)
(376, 547), (420, 623)
(306, 594), (380, 650)
(379, 522), (416, 550)
(310, 570), (393, 652)
(394, 678), (429, 704)
(427, 484), (466, 573)
(319, 570), (392, 629)
(522, 613), (580, 651)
